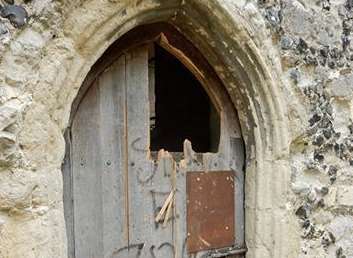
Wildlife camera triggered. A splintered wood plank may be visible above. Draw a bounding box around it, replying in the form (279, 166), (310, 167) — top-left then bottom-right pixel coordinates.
(97, 56), (128, 258)
(71, 79), (104, 258)
(174, 140), (203, 258)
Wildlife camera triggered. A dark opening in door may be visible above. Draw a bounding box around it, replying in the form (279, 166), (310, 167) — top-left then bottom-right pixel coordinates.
(149, 44), (220, 153)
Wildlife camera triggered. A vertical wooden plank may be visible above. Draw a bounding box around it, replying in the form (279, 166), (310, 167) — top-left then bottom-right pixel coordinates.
(125, 46), (152, 257)
(173, 170), (187, 258)
(126, 46), (176, 257)
(174, 141), (203, 258)
(97, 56), (128, 258)
(153, 151), (176, 258)
(71, 80), (104, 258)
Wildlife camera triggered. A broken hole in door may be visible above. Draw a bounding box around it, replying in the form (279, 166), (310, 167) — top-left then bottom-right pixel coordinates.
(149, 44), (220, 153)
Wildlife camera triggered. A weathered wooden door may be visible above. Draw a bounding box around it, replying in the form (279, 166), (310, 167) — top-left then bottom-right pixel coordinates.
(63, 44), (245, 258)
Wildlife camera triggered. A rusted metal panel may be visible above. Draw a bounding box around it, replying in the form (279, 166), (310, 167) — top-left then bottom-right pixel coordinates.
(186, 171), (235, 253)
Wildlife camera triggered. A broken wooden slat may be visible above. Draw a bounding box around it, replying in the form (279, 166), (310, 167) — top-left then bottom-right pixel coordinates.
(155, 190), (174, 223)
(163, 195), (174, 228)
(151, 149), (176, 257)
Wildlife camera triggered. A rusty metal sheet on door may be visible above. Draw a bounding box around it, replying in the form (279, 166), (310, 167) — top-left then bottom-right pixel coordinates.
(186, 171), (235, 253)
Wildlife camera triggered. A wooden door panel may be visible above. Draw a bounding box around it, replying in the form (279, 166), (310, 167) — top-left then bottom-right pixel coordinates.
(68, 45), (245, 258)
(71, 56), (128, 258)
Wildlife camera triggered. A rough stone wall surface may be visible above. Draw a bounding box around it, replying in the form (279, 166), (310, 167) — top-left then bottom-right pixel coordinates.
(0, 0), (352, 258)
(267, 1), (353, 257)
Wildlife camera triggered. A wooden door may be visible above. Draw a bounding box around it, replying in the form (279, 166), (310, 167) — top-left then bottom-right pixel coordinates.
(63, 45), (245, 258)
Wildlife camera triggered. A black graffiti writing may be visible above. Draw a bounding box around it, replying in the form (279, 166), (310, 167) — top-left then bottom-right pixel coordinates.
(131, 137), (147, 152)
(110, 242), (182, 258)
(136, 163), (157, 184)
(111, 243), (144, 258)
(109, 240), (213, 258)
(150, 242), (175, 258)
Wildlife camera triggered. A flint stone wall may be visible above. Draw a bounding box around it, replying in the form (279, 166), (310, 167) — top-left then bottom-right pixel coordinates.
(0, 0), (352, 257)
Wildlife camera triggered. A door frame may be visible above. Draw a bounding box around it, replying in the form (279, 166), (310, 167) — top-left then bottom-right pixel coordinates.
(57, 2), (294, 257)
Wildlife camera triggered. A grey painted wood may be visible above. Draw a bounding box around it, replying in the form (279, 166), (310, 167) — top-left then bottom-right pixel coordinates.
(125, 47), (150, 256)
(97, 57), (128, 258)
(71, 56), (129, 258)
(153, 152), (177, 257)
(72, 79), (104, 258)
(125, 46), (179, 257)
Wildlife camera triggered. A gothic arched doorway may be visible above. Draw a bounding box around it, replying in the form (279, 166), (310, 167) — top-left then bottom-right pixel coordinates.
(63, 23), (245, 258)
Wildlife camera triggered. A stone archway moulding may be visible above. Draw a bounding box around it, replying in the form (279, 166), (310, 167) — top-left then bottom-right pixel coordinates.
(53, 1), (297, 257)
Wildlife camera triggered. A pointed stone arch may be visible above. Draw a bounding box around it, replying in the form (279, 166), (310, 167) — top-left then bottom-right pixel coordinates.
(54, 1), (297, 257)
